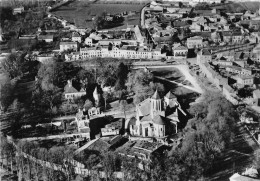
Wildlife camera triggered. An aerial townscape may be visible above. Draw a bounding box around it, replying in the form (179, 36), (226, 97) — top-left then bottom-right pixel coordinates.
(1, 0), (260, 180)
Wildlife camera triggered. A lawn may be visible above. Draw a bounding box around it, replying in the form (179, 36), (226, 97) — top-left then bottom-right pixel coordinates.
(52, 1), (144, 29)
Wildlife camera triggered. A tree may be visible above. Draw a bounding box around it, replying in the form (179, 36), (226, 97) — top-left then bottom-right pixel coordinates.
(1, 53), (24, 79)
(84, 99), (93, 110)
(93, 12), (106, 30)
(0, 136), (16, 174)
(0, 76), (16, 112)
(170, 92), (237, 179)
(114, 62), (129, 91)
(102, 152), (121, 180)
(126, 69), (165, 104)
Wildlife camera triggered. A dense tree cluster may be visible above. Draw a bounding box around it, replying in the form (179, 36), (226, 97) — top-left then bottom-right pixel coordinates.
(167, 92), (237, 179)
(93, 12), (124, 30)
(126, 69), (165, 104)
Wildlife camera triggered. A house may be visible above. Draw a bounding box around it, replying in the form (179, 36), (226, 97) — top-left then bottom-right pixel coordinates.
(241, 68), (252, 76)
(234, 60), (247, 68)
(187, 36), (203, 49)
(75, 109), (90, 136)
(172, 46), (188, 59)
(65, 52), (81, 62)
(64, 80), (86, 101)
(129, 90), (185, 141)
(37, 54), (54, 64)
(232, 75), (254, 88)
(88, 107), (101, 117)
(85, 37), (93, 46)
(38, 35), (53, 43)
(197, 49), (212, 64)
(60, 42), (78, 51)
(232, 32), (244, 44)
(13, 7), (24, 15)
(72, 32), (81, 42)
(222, 31), (233, 43)
(215, 60), (233, 66)
(101, 123), (120, 137)
(250, 20), (260, 30)
(99, 39), (121, 47)
(253, 89), (260, 106)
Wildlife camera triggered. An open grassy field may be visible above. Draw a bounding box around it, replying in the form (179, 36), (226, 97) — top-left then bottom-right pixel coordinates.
(215, 1), (260, 13)
(52, 1), (144, 29)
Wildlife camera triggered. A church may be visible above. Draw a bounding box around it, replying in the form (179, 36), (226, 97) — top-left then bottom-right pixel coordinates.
(129, 90), (185, 139)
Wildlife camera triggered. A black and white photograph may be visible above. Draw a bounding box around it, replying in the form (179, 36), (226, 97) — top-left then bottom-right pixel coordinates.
(1, 0), (260, 180)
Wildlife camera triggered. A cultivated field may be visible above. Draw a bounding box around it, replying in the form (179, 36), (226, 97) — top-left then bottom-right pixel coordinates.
(52, 1), (144, 29)
(215, 1), (260, 13)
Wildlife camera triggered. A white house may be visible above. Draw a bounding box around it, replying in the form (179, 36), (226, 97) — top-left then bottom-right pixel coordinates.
(85, 37), (93, 46)
(60, 42), (78, 51)
(172, 46), (188, 59)
(75, 109), (90, 135)
(64, 80), (86, 101)
(72, 32), (81, 42)
(187, 36), (203, 49)
(197, 49), (212, 64)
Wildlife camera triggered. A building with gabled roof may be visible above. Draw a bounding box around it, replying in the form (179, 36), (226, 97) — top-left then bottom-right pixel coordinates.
(197, 49), (212, 64)
(172, 45), (188, 59)
(38, 34), (53, 43)
(60, 42), (78, 51)
(129, 90), (185, 141)
(72, 32), (81, 42)
(187, 36), (203, 49)
(64, 80), (86, 101)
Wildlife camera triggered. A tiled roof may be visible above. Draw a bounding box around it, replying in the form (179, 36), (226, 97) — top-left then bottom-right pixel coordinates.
(137, 99), (151, 116)
(173, 46), (188, 51)
(151, 90), (160, 100)
(64, 83), (78, 93)
(153, 115), (166, 125)
(129, 117), (137, 125)
(140, 115), (152, 123)
(200, 49), (211, 55)
(60, 41), (77, 45)
(165, 91), (176, 99)
(38, 35), (53, 40)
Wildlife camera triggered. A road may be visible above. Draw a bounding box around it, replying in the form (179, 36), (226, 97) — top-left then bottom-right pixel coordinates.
(134, 64), (204, 94)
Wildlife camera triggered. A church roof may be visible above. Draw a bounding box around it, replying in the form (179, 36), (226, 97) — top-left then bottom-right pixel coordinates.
(165, 91), (176, 99)
(140, 115), (152, 123)
(151, 90), (160, 100)
(153, 115), (166, 125)
(136, 99), (151, 116)
(129, 117), (137, 125)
